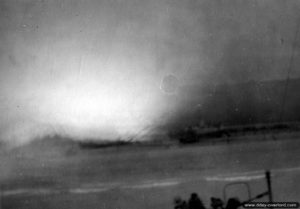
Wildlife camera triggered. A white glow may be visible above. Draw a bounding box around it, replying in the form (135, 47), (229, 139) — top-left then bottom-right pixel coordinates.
(28, 54), (165, 141)
(0, 0), (175, 144)
(1, 48), (167, 145)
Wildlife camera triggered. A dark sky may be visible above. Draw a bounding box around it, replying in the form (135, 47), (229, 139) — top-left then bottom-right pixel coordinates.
(1, 0), (300, 144)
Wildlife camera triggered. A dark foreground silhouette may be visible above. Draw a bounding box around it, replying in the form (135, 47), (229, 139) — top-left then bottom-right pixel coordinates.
(174, 193), (242, 209)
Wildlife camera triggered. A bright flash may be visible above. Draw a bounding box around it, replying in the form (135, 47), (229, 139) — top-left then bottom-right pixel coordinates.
(40, 71), (161, 140)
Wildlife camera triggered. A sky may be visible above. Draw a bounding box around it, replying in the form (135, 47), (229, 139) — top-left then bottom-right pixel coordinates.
(1, 0), (300, 145)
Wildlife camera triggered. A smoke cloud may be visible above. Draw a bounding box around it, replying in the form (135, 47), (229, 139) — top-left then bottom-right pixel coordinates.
(0, 0), (300, 145)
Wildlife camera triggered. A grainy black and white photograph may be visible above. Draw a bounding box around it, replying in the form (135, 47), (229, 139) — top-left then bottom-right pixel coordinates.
(0, 0), (300, 208)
